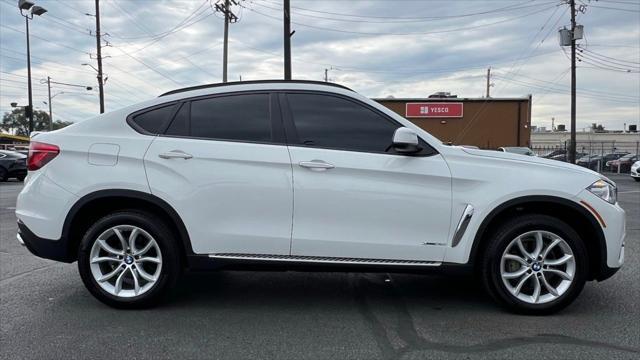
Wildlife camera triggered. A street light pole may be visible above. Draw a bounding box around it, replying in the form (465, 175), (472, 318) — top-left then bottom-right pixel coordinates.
(569, 0), (577, 164)
(25, 14), (33, 133)
(41, 77), (93, 130)
(18, 0), (47, 135)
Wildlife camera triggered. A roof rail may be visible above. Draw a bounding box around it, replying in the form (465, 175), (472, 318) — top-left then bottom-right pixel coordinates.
(159, 80), (353, 97)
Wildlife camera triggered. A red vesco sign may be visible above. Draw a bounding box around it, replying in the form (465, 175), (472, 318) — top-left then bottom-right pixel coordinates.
(405, 103), (464, 118)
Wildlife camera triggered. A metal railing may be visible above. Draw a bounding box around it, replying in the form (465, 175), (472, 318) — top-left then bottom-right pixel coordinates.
(531, 141), (639, 174)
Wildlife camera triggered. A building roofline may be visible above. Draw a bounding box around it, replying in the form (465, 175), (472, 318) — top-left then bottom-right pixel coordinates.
(373, 97), (530, 102)
(159, 80), (353, 97)
(0, 133), (29, 142)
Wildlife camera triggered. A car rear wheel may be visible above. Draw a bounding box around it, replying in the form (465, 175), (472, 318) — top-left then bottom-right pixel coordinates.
(480, 214), (587, 314)
(77, 211), (180, 308)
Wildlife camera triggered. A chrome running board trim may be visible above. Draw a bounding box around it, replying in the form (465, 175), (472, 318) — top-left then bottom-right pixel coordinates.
(209, 253), (441, 266)
(451, 204), (474, 247)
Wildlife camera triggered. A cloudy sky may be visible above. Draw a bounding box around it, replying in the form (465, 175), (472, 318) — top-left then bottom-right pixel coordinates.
(1, 0), (638, 131)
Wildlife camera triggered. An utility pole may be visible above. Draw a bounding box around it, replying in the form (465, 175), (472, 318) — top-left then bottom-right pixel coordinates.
(46, 76), (52, 130)
(95, 0), (105, 113)
(559, 0), (584, 163)
(284, 0), (292, 80)
(569, 0), (577, 164)
(222, 0), (229, 82)
(485, 67), (492, 98)
(324, 68), (328, 82)
(215, 0), (239, 83)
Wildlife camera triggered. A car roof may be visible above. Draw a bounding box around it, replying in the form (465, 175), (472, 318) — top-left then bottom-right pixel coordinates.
(159, 80), (353, 97)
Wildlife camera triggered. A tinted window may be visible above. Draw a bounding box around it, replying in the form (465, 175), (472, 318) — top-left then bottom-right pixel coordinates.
(131, 104), (177, 134)
(190, 94), (271, 142)
(287, 93), (399, 153)
(165, 103), (189, 136)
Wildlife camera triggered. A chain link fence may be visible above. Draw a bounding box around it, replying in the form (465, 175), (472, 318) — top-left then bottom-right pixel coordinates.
(531, 141), (639, 174)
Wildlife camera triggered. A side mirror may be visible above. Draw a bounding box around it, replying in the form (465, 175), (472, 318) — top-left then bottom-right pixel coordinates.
(392, 127), (421, 154)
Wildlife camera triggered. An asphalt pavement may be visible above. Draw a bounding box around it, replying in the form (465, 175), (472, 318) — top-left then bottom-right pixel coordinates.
(1, 175), (638, 359)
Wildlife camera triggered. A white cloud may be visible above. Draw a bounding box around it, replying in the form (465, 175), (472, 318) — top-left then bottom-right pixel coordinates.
(0, 0), (637, 131)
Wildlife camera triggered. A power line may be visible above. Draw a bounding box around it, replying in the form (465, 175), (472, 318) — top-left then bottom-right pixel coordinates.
(111, 46), (183, 85)
(578, 46), (640, 65)
(577, 56), (640, 73)
(453, 4), (567, 143)
(252, 0), (557, 23)
(498, 71), (638, 98)
(493, 76), (639, 104)
(257, 0), (555, 21)
(585, 4), (640, 13)
(104, 0), (210, 41)
(0, 24), (90, 55)
(242, 3), (560, 36)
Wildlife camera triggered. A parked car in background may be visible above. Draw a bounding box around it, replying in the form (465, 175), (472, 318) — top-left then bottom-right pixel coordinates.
(0, 150), (27, 181)
(550, 152), (588, 163)
(606, 154), (637, 172)
(577, 152), (629, 171)
(542, 149), (566, 158)
(16, 80), (625, 314)
(498, 147), (536, 156)
(631, 161), (640, 182)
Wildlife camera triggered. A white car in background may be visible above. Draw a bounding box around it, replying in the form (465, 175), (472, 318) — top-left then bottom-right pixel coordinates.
(15, 80), (625, 314)
(631, 161), (640, 182)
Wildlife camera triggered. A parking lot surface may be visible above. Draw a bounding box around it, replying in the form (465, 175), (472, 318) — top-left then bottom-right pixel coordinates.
(1, 175), (638, 359)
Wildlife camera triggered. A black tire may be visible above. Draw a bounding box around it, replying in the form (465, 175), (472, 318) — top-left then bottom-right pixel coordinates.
(634, 177), (640, 182)
(0, 167), (7, 182)
(480, 214), (588, 315)
(77, 210), (180, 309)
(16, 175), (26, 182)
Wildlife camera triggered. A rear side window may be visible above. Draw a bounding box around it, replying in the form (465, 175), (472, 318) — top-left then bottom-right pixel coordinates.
(165, 103), (189, 136)
(189, 94), (272, 142)
(131, 104), (177, 134)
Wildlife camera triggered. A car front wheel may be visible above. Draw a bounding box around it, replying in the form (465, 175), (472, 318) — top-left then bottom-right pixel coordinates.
(481, 214), (588, 314)
(77, 211), (180, 308)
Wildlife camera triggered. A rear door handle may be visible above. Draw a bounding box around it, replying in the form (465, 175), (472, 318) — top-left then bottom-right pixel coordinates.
(159, 150), (193, 160)
(298, 160), (335, 171)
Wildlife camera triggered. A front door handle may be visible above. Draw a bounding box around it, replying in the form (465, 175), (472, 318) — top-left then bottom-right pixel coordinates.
(298, 160), (335, 171)
(159, 150), (193, 160)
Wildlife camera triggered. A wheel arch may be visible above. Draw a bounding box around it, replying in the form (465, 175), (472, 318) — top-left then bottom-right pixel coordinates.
(469, 195), (607, 280)
(63, 189), (193, 264)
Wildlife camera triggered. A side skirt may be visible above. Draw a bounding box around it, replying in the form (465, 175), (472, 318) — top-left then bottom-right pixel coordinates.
(185, 253), (472, 275)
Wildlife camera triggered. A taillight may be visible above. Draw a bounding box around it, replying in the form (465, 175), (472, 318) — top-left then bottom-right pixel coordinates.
(28, 141), (60, 171)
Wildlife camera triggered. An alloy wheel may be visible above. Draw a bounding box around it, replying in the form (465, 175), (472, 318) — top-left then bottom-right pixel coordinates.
(89, 225), (163, 298)
(500, 230), (576, 304)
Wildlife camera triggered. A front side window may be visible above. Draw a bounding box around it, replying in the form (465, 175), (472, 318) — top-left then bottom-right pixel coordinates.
(286, 93), (401, 153)
(189, 94), (272, 142)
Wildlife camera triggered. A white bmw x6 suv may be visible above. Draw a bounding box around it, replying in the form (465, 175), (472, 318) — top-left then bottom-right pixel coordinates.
(16, 80), (625, 313)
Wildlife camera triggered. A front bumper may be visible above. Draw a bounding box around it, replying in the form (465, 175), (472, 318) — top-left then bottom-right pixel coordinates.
(576, 189), (626, 281)
(631, 168), (639, 178)
(17, 220), (74, 263)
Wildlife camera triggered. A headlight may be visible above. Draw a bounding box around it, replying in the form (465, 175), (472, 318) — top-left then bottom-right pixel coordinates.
(587, 179), (617, 204)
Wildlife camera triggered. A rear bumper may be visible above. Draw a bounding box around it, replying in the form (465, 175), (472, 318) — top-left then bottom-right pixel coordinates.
(17, 220), (74, 263)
